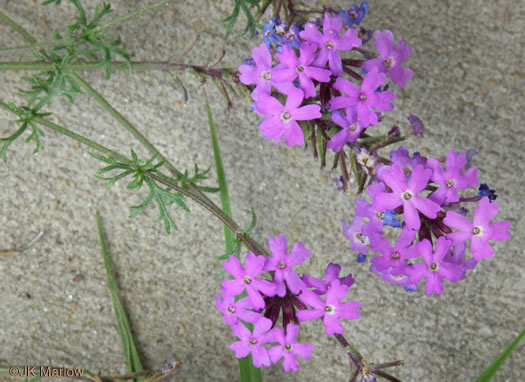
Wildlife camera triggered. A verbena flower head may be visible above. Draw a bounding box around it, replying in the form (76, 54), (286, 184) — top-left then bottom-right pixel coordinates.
(330, 72), (396, 127)
(230, 317), (276, 367)
(256, 88), (321, 147)
(269, 324), (314, 372)
(297, 279), (361, 336)
(407, 237), (464, 295)
(222, 253), (276, 310)
(443, 197), (511, 261)
(300, 13), (362, 74)
(373, 164), (441, 230)
(263, 234), (311, 297)
(363, 30), (413, 88)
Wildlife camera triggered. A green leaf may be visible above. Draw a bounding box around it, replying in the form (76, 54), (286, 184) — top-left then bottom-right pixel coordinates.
(476, 329), (525, 382)
(206, 95), (262, 382)
(221, 0), (261, 39)
(96, 214), (145, 382)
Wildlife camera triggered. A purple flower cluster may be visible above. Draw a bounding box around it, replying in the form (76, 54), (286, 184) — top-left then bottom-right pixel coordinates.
(238, 7), (412, 150)
(343, 147), (512, 295)
(217, 234), (360, 371)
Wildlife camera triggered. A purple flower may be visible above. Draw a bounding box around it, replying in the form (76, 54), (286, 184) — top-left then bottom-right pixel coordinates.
(263, 234), (311, 297)
(354, 183), (388, 233)
(479, 183), (497, 201)
(407, 237), (464, 295)
(427, 149), (480, 206)
(216, 291), (262, 326)
(363, 30), (413, 88)
(443, 197), (511, 261)
(342, 216), (370, 255)
(339, 1), (369, 28)
(268, 324), (314, 372)
(256, 88), (321, 147)
(302, 263), (355, 295)
(297, 279), (360, 336)
(274, 43), (332, 98)
(370, 264), (418, 291)
(284, 23), (302, 49)
(388, 146), (427, 177)
(299, 14), (362, 75)
(373, 164), (441, 230)
(222, 253), (276, 310)
(327, 109), (365, 152)
(330, 72), (396, 127)
(369, 228), (416, 273)
(238, 43), (291, 101)
(408, 114), (424, 137)
(263, 17), (284, 49)
(442, 242), (479, 272)
(230, 317), (275, 368)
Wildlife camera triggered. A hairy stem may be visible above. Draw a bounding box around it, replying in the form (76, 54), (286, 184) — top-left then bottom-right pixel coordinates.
(0, 9), (36, 44)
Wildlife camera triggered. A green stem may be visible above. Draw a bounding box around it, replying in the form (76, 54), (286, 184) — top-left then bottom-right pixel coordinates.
(92, 0), (178, 33)
(0, 38), (75, 53)
(0, 9), (36, 43)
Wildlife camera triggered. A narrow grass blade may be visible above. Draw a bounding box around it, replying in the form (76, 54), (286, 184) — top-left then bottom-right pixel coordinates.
(205, 95), (262, 382)
(96, 213), (145, 382)
(476, 329), (525, 382)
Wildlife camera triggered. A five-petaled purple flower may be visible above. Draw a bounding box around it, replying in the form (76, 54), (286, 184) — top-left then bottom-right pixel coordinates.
(407, 237), (464, 295)
(222, 253), (276, 310)
(263, 234), (311, 297)
(269, 324), (314, 372)
(297, 279), (360, 336)
(302, 263), (355, 295)
(256, 88), (321, 147)
(230, 317), (275, 368)
(443, 197), (512, 261)
(274, 43), (332, 99)
(373, 164), (441, 230)
(300, 13), (362, 75)
(330, 72), (396, 127)
(370, 228), (416, 273)
(327, 109), (365, 152)
(216, 291), (262, 326)
(363, 30), (414, 88)
(427, 149), (479, 206)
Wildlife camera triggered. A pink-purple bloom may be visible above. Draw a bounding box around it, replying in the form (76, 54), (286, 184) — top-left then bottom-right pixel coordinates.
(370, 264), (417, 291)
(297, 279), (360, 336)
(299, 14), (362, 75)
(369, 228), (416, 273)
(330, 72), (396, 127)
(327, 109), (365, 152)
(342, 216), (370, 255)
(256, 88), (321, 147)
(274, 43), (332, 98)
(363, 30), (413, 88)
(427, 149), (479, 206)
(407, 237), (464, 295)
(302, 263), (355, 295)
(230, 317), (275, 368)
(222, 253), (276, 310)
(216, 291), (262, 326)
(443, 197), (512, 261)
(354, 183), (389, 234)
(373, 164), (441, 230)
(263, 234), (311, 297)
(238, 43), (291, 101)
(268, 324), (314, 372)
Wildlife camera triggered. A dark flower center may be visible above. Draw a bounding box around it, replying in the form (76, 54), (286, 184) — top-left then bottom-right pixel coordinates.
(429, 263), (439, 272)
(473, 226), (482, 236)
(403, 167), (412, 177)
(296, 65), (305, 73)
(325, 41), (335, 50)
(384, 57), (393, 68)
(249, 338), (258, 345)
(243, 276), (252, 285)
(359, 93), (368, 101)
(354, 232), (368, 245)
(391, 251), (400, 260)
(278, 261), (287, 269)
(446, 179), (455, 188)
(285, 344), (293, 352)
(375, 211), (385, 220)
(349, 123), (358, 132)
(402, 191), (413, 201)
(280, 111), (292, 123)
(261, 71), (271, 81)
(325, 305), (335, 314)
(227, 305), (236, 314)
